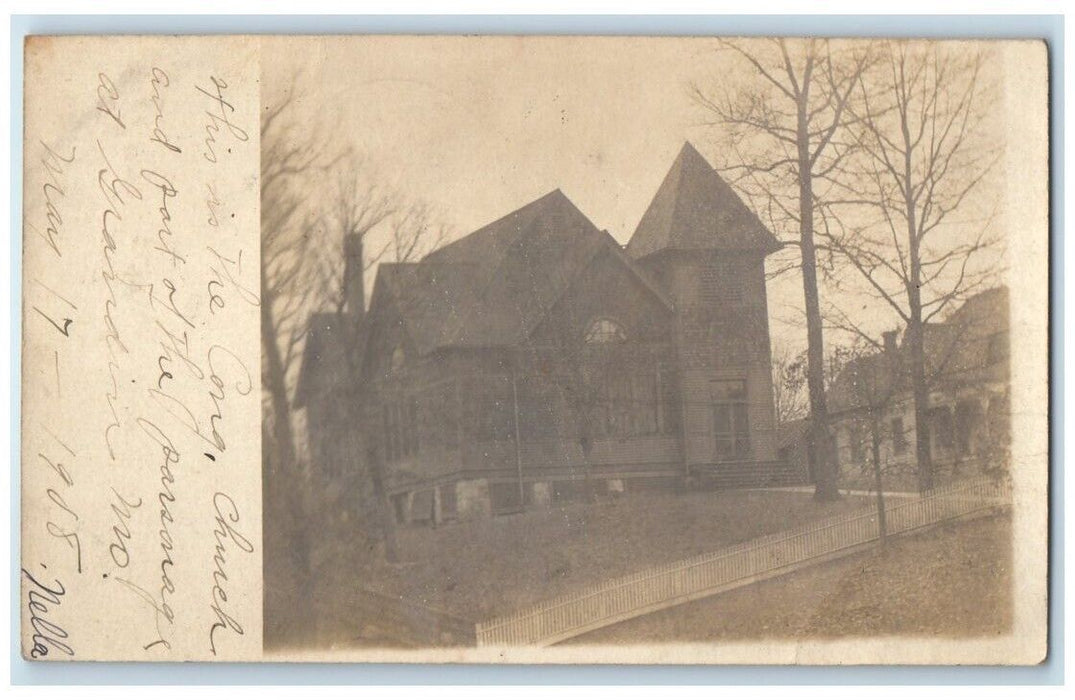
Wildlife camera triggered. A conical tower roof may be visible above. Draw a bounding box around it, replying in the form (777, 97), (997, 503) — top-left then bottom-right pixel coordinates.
(626, 142), (781, 259)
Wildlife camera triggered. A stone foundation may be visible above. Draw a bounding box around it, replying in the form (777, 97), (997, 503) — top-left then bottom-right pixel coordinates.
(530, 481), (552, 507)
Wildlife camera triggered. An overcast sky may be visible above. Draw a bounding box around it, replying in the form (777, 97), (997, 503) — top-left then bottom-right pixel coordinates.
(262, 36), (1010, 356)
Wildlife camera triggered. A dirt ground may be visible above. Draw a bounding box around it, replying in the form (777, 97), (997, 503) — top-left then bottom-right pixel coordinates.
(326, 488), (875, 620)
(569, 510), (1012, 644)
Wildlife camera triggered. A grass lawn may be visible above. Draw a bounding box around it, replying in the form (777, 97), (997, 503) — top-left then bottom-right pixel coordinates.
(315, 488), (873, 624)
(569, 510), (1012, 644)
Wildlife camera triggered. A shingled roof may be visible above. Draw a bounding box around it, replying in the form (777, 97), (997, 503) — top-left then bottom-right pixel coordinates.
(627, 142), (781, 259)
(374, 189), (671, 356)
(827, 287), (1010, 415)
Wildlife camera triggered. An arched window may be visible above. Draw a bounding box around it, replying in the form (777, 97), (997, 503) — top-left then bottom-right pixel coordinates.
(584, 318), (627, 344)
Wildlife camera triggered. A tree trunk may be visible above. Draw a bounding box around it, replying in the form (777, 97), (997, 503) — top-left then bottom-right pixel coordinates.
(870, 417), (887, 548)
(907, 316), (934, 492)
(902, 128), (934, 493)
(797, 97), (837, 502)
(261, 291), (311, 580)
(366, 442), (399, 563)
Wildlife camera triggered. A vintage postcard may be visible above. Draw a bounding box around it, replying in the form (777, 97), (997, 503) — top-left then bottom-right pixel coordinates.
(21, 35), (1049, 664)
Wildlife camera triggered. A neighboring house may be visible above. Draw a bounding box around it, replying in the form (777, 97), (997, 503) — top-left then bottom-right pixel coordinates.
(294, 236), (372, 527)
(826, 287), (1011, 487)
(299, 142), (804, 525)
(776, 417), (812, 485)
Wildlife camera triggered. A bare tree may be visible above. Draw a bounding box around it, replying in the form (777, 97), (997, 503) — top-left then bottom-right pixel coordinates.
(261, 86), (346, 597)
(821, 42), (1001, 492)
(384, 202), (451, 268)
(691, 38), (873, 501)
(310, 161), (452, 318)
(772, 343), (810, 425)
(311, 162), (454, 562)
(827, 339), (904, 548)
(317, 155), (396, 315)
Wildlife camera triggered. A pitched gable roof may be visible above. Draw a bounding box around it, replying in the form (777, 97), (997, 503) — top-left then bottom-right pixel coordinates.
(425, 189), (571, 267)
(827, 350), (905, 415)
(827, 286), (1010, 414)
(372, 189), (671, 355)
(627, 142), (781, 259)
(376, 260), (484, 355)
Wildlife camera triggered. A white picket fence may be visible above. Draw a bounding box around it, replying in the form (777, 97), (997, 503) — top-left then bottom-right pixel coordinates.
(475, 475), (1011, 647)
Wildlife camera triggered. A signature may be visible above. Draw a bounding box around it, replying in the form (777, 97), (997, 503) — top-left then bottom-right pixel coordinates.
(23, 566), (73, 659)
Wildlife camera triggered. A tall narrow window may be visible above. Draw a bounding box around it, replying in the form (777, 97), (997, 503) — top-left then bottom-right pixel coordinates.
(658, 366), (680, 436)
(712, 379), (750, 460)
(930, 406), (955, 456)
(954, 400), (980, 457)
(848, 423), (865, 464)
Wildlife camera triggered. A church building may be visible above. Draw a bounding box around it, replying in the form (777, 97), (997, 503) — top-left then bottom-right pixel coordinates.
(296, 142), (803, 525)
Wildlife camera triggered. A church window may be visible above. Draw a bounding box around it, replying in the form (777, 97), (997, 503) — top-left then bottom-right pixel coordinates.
(712, 379), (750, 460)
(584, 318), (627, 344)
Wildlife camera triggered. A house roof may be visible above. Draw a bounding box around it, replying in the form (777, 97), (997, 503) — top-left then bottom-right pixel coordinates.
(946, 286), (1009, 332)
(626, 142), (782, 259)
(827, 286), (1009, 415)
(374, 189), (672, 355)
(931, 286), (1009, 387)
(827, 350), (905, 415)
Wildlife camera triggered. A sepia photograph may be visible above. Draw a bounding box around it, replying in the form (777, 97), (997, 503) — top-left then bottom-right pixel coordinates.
(15, 20), (1049, 670)
(257, 36), (1046, 660)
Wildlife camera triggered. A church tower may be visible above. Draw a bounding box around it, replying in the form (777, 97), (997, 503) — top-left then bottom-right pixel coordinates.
(627, 142), (782, 479)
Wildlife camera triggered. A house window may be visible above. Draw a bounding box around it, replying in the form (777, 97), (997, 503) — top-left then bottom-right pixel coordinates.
(439, 485), (458, 520)
(391, 494), (409, 524)
(891, 417), (907, 455)
(847, 422), (865, 464)
(930, 406), (955, 455)
(584, 318), (627, 344)
(410, 489), (435, 523)
(954, 400), (981, 457)
(712, 379), (750, 460)
(383, 396), (419, 462)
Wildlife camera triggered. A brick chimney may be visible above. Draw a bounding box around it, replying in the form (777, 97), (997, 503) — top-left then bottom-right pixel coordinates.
(343, 233), (365, 318)
(882, 330), (899, 354)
